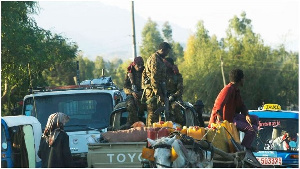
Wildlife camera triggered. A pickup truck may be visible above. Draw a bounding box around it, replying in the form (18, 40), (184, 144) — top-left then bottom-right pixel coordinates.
(87, 101), (200, 167)
(23, 79), (125, 167)
(87, 101), (264, 168)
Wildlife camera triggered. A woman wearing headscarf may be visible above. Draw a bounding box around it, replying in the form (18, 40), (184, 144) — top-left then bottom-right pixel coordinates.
(38, 112), (73, 167)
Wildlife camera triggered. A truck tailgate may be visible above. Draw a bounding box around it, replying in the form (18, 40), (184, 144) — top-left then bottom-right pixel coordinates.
(87, 142), (146, 168)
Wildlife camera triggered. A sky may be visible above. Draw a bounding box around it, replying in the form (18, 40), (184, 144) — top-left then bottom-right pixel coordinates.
(33, 0), (299, 61)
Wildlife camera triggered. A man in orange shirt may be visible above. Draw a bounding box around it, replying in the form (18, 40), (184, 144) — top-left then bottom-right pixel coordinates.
(208, 69), (259, 150)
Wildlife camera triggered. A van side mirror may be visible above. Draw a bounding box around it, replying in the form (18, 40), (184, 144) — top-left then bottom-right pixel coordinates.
(289, 141), (297, 148)
(2, 143), (7, 150)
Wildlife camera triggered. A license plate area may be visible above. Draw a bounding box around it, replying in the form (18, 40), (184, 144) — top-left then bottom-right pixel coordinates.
(256, 157), (282, 165)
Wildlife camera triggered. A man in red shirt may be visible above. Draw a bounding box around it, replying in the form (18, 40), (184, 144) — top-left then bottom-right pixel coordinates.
(208, 69), (259, 150)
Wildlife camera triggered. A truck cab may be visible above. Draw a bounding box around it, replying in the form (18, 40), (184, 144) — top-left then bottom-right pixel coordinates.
(249, 104), (299, 167)
(22, 81), (124, 167)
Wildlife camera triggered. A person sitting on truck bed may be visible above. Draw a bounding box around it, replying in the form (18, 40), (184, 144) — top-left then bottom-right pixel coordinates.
(38, 112), (73, 168)
(208, 69), (259, 151)
(121, 56), (147, 129)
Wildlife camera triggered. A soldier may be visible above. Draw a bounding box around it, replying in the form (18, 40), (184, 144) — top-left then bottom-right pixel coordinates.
(164, 57), (184, 125)
(142, 42), (171, 127)
(121, 56), (146, 129)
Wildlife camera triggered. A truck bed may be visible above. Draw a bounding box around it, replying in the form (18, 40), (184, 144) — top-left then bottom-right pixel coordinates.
(87, 142), (146, 168)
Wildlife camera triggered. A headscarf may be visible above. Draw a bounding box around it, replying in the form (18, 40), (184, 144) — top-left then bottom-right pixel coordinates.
(127, 56), (144, 73)
(42, 112), (69, 147)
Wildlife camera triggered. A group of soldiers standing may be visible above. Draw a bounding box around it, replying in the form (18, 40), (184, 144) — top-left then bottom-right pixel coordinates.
(122, 42), (204, 129)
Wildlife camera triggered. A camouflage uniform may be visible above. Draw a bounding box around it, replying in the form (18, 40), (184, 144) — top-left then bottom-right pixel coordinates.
(124, 63), (146, 125)
(142, 52), (167, 126)
(166, 66), (184, 125)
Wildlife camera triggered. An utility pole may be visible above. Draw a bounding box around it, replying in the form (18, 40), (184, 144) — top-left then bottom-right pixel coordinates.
(131, 1), (137, 58)
(220, 56), (226, 87)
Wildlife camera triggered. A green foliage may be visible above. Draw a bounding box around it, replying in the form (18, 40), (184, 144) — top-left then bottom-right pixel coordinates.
(107, 58), (124, 88)
(75, 56), (125, 89)
(77, 54), (95, 82)
(162, 21), (173, 42)
(2, 4), (297, 116)
(93, 56), (106, 78)
(113, 60), (132, 88)
(42, 59), (77, 86)
(161, 21), (184, 62)
(170, 42), (184, 62)
(1, 1), (78, 115)
(180, 12), (298, 112)
(140, 18), (163, 61)
(179, 21), (223, 110)
(140, 20), (184, 64)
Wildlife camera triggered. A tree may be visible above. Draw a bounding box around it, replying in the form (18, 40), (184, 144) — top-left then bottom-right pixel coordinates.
(93, 56), (106, 78)
(179, 21), (222, 111)
(42, 58), (77, 86)
(77, 54), (95, 82)
(162, 21), (173, 42)
(222, 11), (298, 109)
(114, 60), (132, 89)
(140, 18), (163, 61)
(1, 1), (78, 115)
(170, 42), (184, 63)
(162, 21), (184, 62)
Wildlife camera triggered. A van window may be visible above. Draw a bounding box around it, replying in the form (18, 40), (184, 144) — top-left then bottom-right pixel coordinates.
(253, 118), (298, 152)
(24, 93), (113, 131)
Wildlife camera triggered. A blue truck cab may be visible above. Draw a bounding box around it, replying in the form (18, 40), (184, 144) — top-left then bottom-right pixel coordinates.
(249, 104), (299, 167)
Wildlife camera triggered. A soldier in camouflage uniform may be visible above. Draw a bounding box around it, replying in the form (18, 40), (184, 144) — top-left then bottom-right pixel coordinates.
(164, 57), (184, 125)
(122, 56), (146, 129)
(142, 42), (171, 127)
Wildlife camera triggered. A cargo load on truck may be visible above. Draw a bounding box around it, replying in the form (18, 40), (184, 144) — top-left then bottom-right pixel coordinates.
(88, 119), (262, 168)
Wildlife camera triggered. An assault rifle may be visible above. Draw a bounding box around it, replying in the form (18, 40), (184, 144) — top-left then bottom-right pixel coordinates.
(128, 73), (138, 92)
(161, 82), (170, 120)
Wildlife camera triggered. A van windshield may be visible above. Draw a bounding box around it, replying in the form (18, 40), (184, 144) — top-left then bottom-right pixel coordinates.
(253, 118), (299, 152)
(23, 93), (113, 131)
